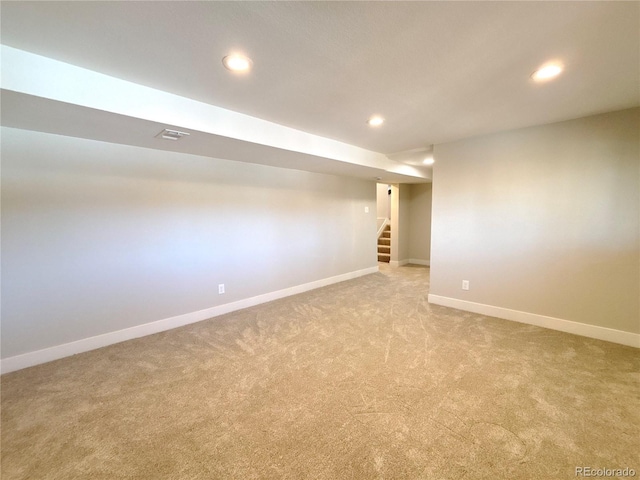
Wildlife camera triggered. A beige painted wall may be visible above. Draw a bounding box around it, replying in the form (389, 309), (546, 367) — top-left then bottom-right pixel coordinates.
(1, 127), (377, 358)
(389, 183), (432, 265)
(430, 108), (639, 334)
(390, 184), (411, 265)
(408, 183), (432, 263)
(376, 183), (390, 219)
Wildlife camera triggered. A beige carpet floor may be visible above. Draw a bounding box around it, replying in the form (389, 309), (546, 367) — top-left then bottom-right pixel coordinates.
(1, 265), (638, 479)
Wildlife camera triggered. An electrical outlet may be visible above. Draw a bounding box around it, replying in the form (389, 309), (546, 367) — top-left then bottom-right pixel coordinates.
(364, 206), (370, 213)
(218, 284), (225, 294)
(462, 280), (469, 291)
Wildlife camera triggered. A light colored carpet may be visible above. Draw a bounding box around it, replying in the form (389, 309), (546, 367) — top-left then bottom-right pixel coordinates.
(1, 265), (638, 479)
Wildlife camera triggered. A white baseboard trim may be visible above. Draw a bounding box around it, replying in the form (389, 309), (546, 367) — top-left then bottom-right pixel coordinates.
(1, 266), (379, 374)
(389, 259), (430, 267)
(407, 259), (430, 266)
(427, 294), (640, 348)
(389, 259), (409, 267)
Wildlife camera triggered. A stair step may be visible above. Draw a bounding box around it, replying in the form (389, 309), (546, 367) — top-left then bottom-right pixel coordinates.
(378, 222), (391, 262)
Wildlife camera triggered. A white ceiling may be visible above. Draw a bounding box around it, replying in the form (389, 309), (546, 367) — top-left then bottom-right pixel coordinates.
(1, 1), (638, 162)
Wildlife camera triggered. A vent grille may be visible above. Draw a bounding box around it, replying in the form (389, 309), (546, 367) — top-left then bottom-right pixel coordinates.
(156, 129), (190, 141)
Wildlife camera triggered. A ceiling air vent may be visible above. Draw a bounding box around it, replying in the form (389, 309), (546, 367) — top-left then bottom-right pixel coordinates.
(156, 129), (190, 141)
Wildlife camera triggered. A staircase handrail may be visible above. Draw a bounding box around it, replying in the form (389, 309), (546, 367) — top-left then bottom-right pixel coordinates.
(377, 218), (390, 239)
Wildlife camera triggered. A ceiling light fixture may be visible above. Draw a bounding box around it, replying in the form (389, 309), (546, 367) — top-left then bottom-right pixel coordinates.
(367, 116), (384, 127)
(222, 54), (252, 72)
(423, 157), (435, 166)
(531, 63), (563, 82)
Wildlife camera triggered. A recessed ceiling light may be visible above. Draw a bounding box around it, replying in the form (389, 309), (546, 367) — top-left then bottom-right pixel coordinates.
(531, 63), (563, 82)
(367, 116), (384, 127)
(423, 157), (434, 165)
(222, 54), (252, 72)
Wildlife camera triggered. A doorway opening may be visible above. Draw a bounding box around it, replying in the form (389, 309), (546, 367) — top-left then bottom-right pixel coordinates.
(376, 183), (392, 263)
